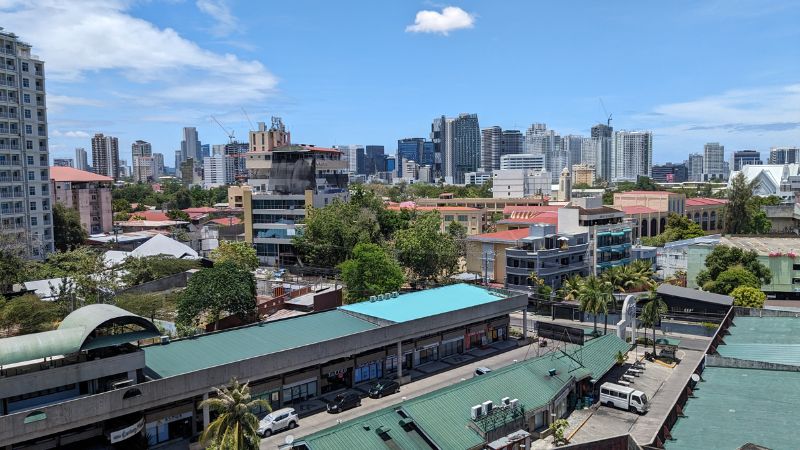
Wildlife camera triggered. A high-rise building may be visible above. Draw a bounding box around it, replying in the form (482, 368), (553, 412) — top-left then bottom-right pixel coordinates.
(481, 127), (524, 171)
(703, 142), (725, 181)
(201, 143), (210, 159)
(365, 145), (386, 175)
(421, 141), (435, 167)
(118, 159), (130, 179)
(612, 130), (652, 181)
(438, 113), (480, 184)
(224, 142), (249, 183)
(431, 116), (446, 176)
(732, 150), (762, 171)
(180, 127), (201, 163)
(397, 138), (424, 177)
(50, 166), (113, 235)
(571, 164), (596, 186)
(152, 153), (164, 178)
(203, 154), (226, 188)
(335, 145), (365, 174)
(492, 169), (551, 198)
(53, 158), (73, 167)
(131, 139), (154, 183)
(687, 153), (704, 182)
(591, 123), (613, 182)
(768, 147), (800, 165)
(652, 163), (688, 183)
(579, 137), (598, 167)
(525, 123), (564, 182)
(91, 133), (119, 180)
(174, 150), (184, 176)
(249, 117), (290, 153)
(500, 153), (546, 171)
(75, 147), (88, 171)
(562, 135), (584, 167)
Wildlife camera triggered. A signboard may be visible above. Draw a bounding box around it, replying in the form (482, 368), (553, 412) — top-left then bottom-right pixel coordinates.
(536, 322), (585, 345)
(109, 417), (145, 444)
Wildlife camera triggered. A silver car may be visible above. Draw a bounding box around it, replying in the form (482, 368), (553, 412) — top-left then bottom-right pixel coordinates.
(257, 408), (299, 437)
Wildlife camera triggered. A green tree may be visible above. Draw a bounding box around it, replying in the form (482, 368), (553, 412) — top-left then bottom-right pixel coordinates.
(112, 198), (132, 214)
(394, 212), (459, 284)
(293, 199), (381, 268)
(200, 378), (267, 449)
(695, 245), (771, 289)
(167, 209), (191, 221)
(211, 241), (260, 271)
(577, 276), (614, 335)
(0, 294), (59, 335)
(729, 285), (766, 308)
(528, 273), (553, 300)
(639, 293), (668, 354)
(724, 172), (768, 234)
(114, 293), (172, 322)
(446, 220), (468, 258)
(0, 237), (28, 293)
(53, 203), (88, 252)
(557, 275), (583, 302)
(548, 418), (570, 446)
(704, 266), (761, 295)
(177, 263), (257, 330)
(174, 188), (193, 209)
(641, 213), (705, 246)
(339, 243), (404, 303)
(120, 255), (200, 286)
(44, 247), (119, 304)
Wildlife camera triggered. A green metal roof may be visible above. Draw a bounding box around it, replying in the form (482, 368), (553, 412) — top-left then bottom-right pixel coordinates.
(301, 408), (432, 450)
(143, 310), (378, 378)
(717, 316), (800, 366)
(666, 367), (800, 450)
(302, 334), (629, 450)
(0, 304), (159, 366)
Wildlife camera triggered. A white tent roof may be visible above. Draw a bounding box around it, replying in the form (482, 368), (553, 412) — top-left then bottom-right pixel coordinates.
(130, 234), (199, 259)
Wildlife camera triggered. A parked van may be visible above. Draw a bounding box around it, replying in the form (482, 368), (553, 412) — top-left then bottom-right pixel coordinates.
(599, 382), (649, 414)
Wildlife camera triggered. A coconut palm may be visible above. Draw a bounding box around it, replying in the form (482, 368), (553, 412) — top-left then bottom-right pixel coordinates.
(200, 378), (269, 450)
(528, 272), (552, 300)
(639, 292), (668, 354)
(558, 275), (583, 302)
(577, 276), (614, 335)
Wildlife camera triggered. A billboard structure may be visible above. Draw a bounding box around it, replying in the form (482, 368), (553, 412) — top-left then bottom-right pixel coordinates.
(536, 321), (585, 346)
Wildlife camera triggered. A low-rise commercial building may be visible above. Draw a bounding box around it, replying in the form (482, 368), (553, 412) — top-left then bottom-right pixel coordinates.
(504, 224), (591, 291)
(50, 166), (113, 234)
(492, 169), (551, 198)
(387, 203), (484, 235)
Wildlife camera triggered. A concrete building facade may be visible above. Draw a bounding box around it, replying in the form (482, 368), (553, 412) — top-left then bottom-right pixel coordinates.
(50, 166), (113, 234)
(500, 153), (545, 171)
(492, 169), (551, 198)
(91, 133), (119, 180)
(612, 130), (652, 181)
(732, 150), (762, 171)
(703, 142), (726, 181)
(74, 147), (88, 171)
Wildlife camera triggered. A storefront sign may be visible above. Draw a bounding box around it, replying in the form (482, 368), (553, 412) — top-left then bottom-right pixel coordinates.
(109, 418), (145, 444)
(149, 411), (193, 428)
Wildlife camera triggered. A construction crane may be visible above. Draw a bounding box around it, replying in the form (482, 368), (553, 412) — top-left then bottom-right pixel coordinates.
(210, 115), (235, 143)
(241, 107), (256, 132)
(599, 98), (612, 127)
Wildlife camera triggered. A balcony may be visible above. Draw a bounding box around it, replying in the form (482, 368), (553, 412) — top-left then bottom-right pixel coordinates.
(0, 79), (16, 88)
(0, 176), (23, 182)
(0, 112), (17, 119)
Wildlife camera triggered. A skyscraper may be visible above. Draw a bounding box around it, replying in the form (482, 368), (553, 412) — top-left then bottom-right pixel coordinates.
(224, 142), (249, 183)
(449, 113), (480, 184)
(397, 138), (425, 177)
(687, 153), (704, 182)
(591, 123), (613, 182)
(91, 133), (120, 180)
(365, 145), (386, 175)
(768, 147), (800, 165)
(481, 127), (524, 171)
(152, 153), (165, 178)
(180, 127), (201, 163)
(0, 30), (53, 257)
(703, 142), (725, 181)
(75, 147), (88, 171)
(525, 123), (564, 182)
(174, 150), (184, 174)
(732, 150), (762, 171)
(612, 131), (652, 181)
(335, 145), (365, 174)
(431, 116), (446, 176)
(562, 135), (584, 167)
(131, 139), (154, 183)
(201, 143), (210, 159)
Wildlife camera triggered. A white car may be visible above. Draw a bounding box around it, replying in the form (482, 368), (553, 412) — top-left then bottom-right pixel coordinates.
(257, 408), (299, 437)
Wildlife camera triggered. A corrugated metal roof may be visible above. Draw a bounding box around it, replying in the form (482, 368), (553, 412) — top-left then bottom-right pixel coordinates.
(657, 284), (733, 306)
(302, 408), (432, 450)
(666, 367), (800, 450)
(339, 284), (509, 323)
(717, 316), (800, 366)
(143, 310), (378, 378)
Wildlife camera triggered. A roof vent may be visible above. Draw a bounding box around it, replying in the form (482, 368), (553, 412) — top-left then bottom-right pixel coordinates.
(548, 368), (557, 377)
(362, 424), (370, 431)
(375, 426), (391, 435)
(160, 335), (170, 345)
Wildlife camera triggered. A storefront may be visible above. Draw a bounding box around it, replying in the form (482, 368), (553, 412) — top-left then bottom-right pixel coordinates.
(250, 379), (282, 414)
(321, 361), (353, 394)
(401, 342), (415, 370)
(354, 350), (386, 384)
(440, 330), (465, 358)
(489, 318), (509, 343)
(282, 369), (318, 405)
(414, 336), (441, 366)
(553, 386), (571, 419)
(144, 404), (193, 446)
(466, 324), (487, 349)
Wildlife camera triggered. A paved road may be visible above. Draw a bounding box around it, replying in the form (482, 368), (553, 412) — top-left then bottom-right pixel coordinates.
(259, 342), (551, 449)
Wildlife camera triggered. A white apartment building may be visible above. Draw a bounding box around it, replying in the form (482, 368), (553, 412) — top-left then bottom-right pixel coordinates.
(203, 154), (226, 188)
(612, 130), (652, 181)
(500, 153), (546, 171)
(492, 169), (551, 198)
(132, 139), (153, 183)
(91, 133), (119, 180)
(703, 142), (725, 181)
(464, 170), (492, 185)
(75, 147), (88, 171)
(0, 30), (54, 257)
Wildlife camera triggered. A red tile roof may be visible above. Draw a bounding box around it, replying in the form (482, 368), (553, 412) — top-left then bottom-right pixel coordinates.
(686, 198), (728, 206)
(210, 217), (242, 226)
(469, 228), (531, 243)
(500, 211), (559, 227)
(183, 207), (218, 214)
(49, 166), (113, 182)
(386, 204), (480, 212)
(129, 210), (170, 221)
(502, 205), (561, 215)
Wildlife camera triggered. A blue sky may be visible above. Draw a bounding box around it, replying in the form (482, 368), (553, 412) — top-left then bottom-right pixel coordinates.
(3, 0), (799, 166)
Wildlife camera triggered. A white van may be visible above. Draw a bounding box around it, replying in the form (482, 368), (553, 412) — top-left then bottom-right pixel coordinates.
(599, 382), (649, 414)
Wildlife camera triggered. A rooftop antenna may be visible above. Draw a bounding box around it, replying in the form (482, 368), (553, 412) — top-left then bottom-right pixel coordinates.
(211, 115), (235, 143)
(599, 98), (612, 127)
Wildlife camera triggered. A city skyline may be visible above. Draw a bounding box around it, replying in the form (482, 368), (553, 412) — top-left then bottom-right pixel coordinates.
(2, 1), (799, 166)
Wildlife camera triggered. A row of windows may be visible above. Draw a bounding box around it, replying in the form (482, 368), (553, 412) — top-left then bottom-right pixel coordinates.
(252, 199), (306, 210)
(252, 214), (301, 224)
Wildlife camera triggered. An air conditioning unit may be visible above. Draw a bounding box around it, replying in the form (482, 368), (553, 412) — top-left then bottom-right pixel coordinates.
(369, 296), (377, 302)
(392, 291), (399, 298)
(509, 399), (519, 409)
(111, 379), (133, 390)
(470, 405), (482, 420)
(160, 335), (170, 345)
(481, 400), (493, 416)
(501, 397), (511, 406)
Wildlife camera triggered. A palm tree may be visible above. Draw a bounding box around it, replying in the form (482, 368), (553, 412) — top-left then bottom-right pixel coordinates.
(577, 276), (613, 335)
(639, 292), (668, 354)
(200, 378), (269, 450)
(558, 275), (583, 302)
(528, 272), (552, 300)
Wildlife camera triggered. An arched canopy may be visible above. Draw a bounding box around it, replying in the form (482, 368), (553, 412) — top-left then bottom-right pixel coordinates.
(0, 304), (159, 366)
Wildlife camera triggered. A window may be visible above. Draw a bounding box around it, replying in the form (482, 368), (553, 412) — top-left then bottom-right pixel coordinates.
(21, 62), (28, 72)
(22, 78), (29, 88)
(27, 171), (34, 181)
(24, 109), (31, 119)
(23, 93), (30, 104)
(25, 125), (32, 134)
(25, 140), (32, 150)
(29, 201), (36, 211)
(28, 186), (35, 195)
(26, 156), (33, 165)
(30, 216), (37, 226)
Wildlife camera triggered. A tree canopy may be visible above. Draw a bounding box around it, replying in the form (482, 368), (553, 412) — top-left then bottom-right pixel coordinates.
(724, 172), (772, 234)
(695, 245), (771, 292)
(641, 213), (705, 247)
(53, 203), (88, 252)
(177, 262), (257, 329)
(394, 212), (459, 284)
(339, 243), (404, 303)
(703, 266), (761, 295)
(0, 294), (60, 335)
(200, 378), (266, 450)
(211, 241), (259, 271)
(120, 255), (200, 286)
(729, 285), (766, 309)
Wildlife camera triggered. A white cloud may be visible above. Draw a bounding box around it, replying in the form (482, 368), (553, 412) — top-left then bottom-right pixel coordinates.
(51, 130), (90, 138)
(405, 6), (475, 35)
(196, 0), (238, 36)
(0, 0), (277, 106)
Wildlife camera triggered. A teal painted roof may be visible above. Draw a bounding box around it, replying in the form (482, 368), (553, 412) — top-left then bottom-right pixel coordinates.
(717, 316), (800, 366)
(339, 284), (509, 323)
(300, 408), (432, 450)
(143, 310), (378, 378)
(302, 334), (629, 450)
(666, 367), (800, 450)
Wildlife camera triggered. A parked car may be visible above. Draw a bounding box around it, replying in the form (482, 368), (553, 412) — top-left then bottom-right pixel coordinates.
(599, 382), (649, 414)
(368, 379), (400, 399)
(326, 392), (361, 413)
(257, 408), (299, 437)
(474, 366), (492, 376)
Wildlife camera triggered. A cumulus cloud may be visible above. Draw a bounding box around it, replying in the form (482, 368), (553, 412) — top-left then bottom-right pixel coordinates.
(51, 130), (90, 138)
(0, 0), (277, 105)
(405, 6), (475, 35)
(196, 0), (238, 36)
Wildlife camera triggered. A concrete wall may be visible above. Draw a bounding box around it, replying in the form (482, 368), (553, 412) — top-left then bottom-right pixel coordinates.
(705, 354), (800, 372)
(0, 293), (528, 445)
(734, 306), (800, 317)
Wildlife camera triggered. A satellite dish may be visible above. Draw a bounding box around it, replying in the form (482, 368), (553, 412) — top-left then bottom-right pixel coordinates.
(691, 374), (700, 383)
(285, 435), (295, 444)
